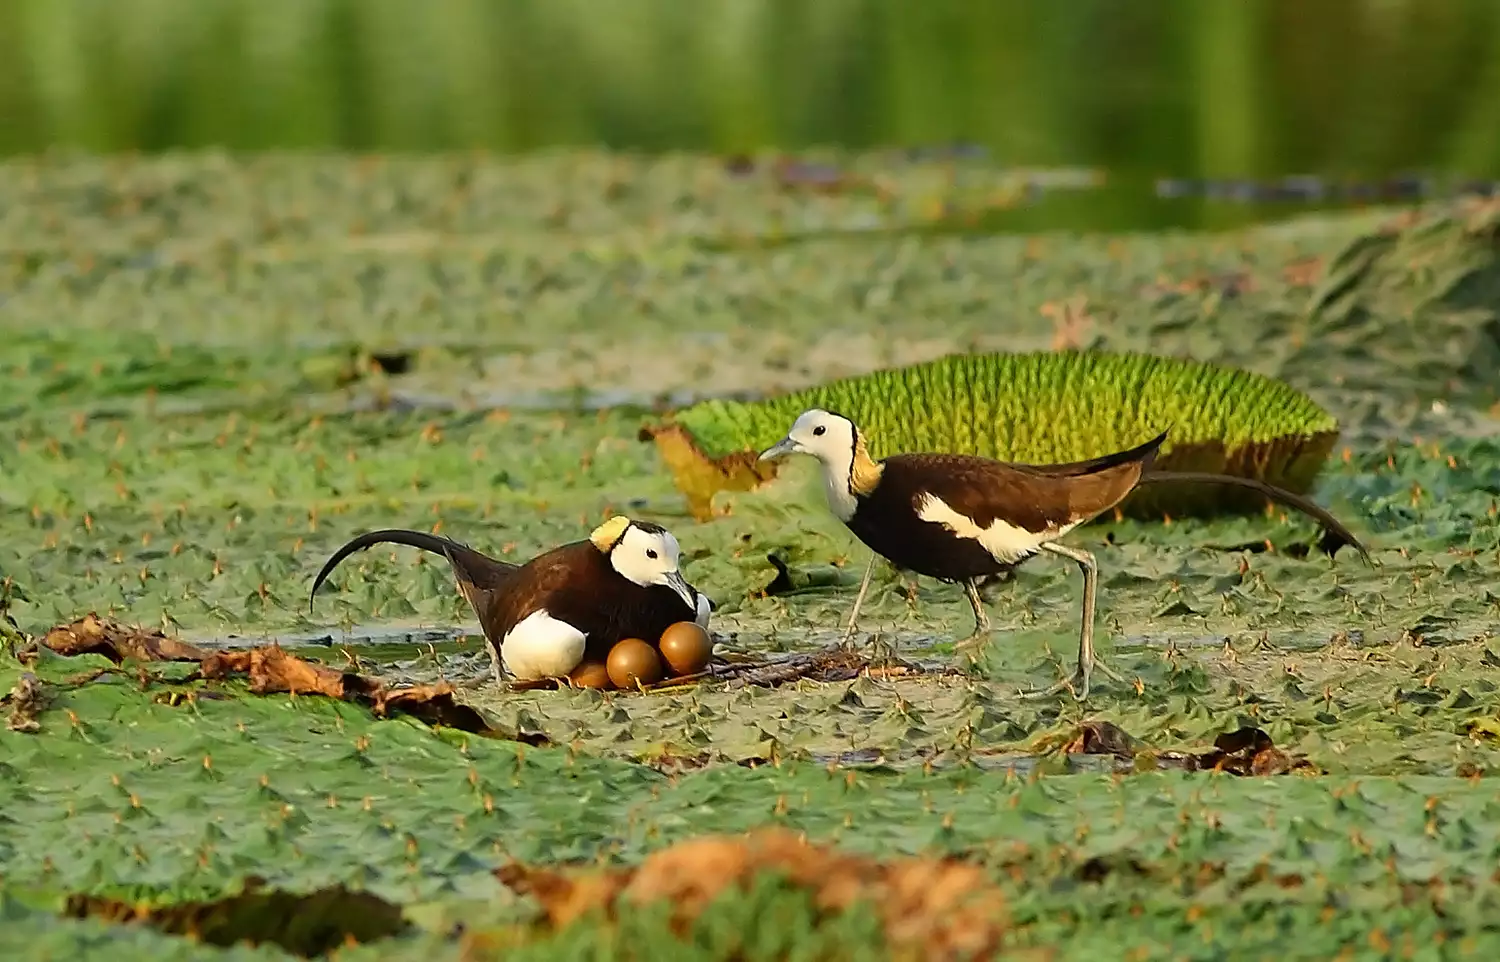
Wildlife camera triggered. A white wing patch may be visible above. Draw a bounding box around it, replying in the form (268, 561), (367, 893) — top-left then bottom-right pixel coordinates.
(501, 609), (587, 680)
(914, 492), (1079, 565)
(693, 591), (713, 629)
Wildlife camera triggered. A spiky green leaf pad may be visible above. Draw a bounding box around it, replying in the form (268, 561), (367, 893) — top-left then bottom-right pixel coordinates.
(643, 350), (1340, 519)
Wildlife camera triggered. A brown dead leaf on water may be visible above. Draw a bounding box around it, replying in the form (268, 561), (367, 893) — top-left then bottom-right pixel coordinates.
(1039, 720), (1318, 776)
(368, 681), (486, 725)
(4, 672), (48, 733)
(1188, 725), (1318, 775)
(498, 829), (1029, 961)
(200, 644), (349, 697)
(36, 613), (495, 735)
(42, 612), (206, 664)
(199, 642), (495, 734)
(1061, 719), (1138, 758)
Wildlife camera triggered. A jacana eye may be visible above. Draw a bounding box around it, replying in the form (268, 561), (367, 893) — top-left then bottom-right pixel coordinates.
(647, 549), (658, 559)
(812, 425), (826, 436)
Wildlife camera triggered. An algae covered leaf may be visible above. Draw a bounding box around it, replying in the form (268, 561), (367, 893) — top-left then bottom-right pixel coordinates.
(640, 350), (1340, 520)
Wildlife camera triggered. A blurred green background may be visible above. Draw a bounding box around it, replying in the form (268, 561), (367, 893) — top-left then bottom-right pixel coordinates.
(4, 0), (1500, 181)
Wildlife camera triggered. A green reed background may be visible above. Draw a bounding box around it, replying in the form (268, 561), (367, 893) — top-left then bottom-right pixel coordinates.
(3, 0), (1500, 177)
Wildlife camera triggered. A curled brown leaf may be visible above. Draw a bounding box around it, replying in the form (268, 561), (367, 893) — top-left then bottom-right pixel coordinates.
(5, 672), (48, 733)
(200, 642), (493, 734)
(42, 613), (206, 664)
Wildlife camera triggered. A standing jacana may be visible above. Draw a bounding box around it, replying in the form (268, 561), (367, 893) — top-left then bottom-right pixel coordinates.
(759, 408), (1366, 700)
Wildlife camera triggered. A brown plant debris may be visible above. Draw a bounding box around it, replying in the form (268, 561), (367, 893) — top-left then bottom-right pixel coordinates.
(497, 829), (1015, 961)
(1047, 721), (1318, 775)
(1184, 725), (1317, 775)
(42, 612), (207, 664)
(198, 643), (495, 735)
(4, 672), (48, 733)
(1061, 720), (1139, 758)
(29, 615), (531, 738)
(63, 882), (408, 957)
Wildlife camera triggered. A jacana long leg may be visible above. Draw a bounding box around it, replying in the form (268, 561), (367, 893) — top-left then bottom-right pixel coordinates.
(964, 577), (990, 630)
(954, 578), (993, 653)
(487, 641), (505, 687)
(1020, 542), (1125, 702)
(840, 554), (878, 646)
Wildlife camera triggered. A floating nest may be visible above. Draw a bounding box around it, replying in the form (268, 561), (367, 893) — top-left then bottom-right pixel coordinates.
(505, 643), (957, 695)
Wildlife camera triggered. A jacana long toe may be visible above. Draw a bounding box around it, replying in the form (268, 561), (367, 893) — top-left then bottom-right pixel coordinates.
(1019, 654), (1129, 703)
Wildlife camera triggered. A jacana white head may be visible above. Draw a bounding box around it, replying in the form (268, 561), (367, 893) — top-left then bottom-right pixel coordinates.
(758, 408), (868, 520)
(589, 517), (696, 608)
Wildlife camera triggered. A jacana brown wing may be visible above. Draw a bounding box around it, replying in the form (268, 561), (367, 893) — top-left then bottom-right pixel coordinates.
(879, 454), (1074, 533)
(881, 447), (1152, 531)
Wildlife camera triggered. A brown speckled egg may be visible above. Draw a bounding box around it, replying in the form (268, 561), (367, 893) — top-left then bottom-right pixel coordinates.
(567, 660), (613, 689)
(658, 621), (713, 676)
(607, 638), (664, 689)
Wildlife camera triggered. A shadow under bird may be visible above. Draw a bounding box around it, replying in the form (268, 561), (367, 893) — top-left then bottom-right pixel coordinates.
(758, 408), (1369, 701)
(308, 516), (713, 685)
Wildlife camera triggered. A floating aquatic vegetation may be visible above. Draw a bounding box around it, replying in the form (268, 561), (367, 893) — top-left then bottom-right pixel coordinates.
(641, 350), (1341, 520)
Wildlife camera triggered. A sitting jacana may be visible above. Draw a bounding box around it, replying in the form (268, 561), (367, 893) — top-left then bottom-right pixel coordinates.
(759, 408), (1367, 701)
(309, 516), (712, 685)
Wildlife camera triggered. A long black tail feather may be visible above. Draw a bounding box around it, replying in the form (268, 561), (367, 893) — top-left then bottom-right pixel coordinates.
(307, 529), (516, 611)
(1138, 471), (1369, 560)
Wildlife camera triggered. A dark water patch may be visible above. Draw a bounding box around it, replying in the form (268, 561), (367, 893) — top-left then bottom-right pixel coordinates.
(697, 166), (1500, 236)
(189, 622), (474, 652)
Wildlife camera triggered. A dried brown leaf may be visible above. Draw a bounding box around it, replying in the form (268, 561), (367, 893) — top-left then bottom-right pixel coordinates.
(200, 643), (346, 697)
(42, 612), (206, 664)
(199, 643), (494, 734)
(371, 682), (492, 732)
(1191, 725), (1318, 775)
(1062, 720), (1137, 758)
(5, 672), (48, 733)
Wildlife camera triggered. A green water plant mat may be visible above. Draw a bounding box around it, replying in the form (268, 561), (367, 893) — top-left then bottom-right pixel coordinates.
(641, 350), (1341, 520)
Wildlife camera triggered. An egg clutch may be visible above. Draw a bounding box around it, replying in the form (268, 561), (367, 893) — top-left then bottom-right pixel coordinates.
(567, 621), (714, 690)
